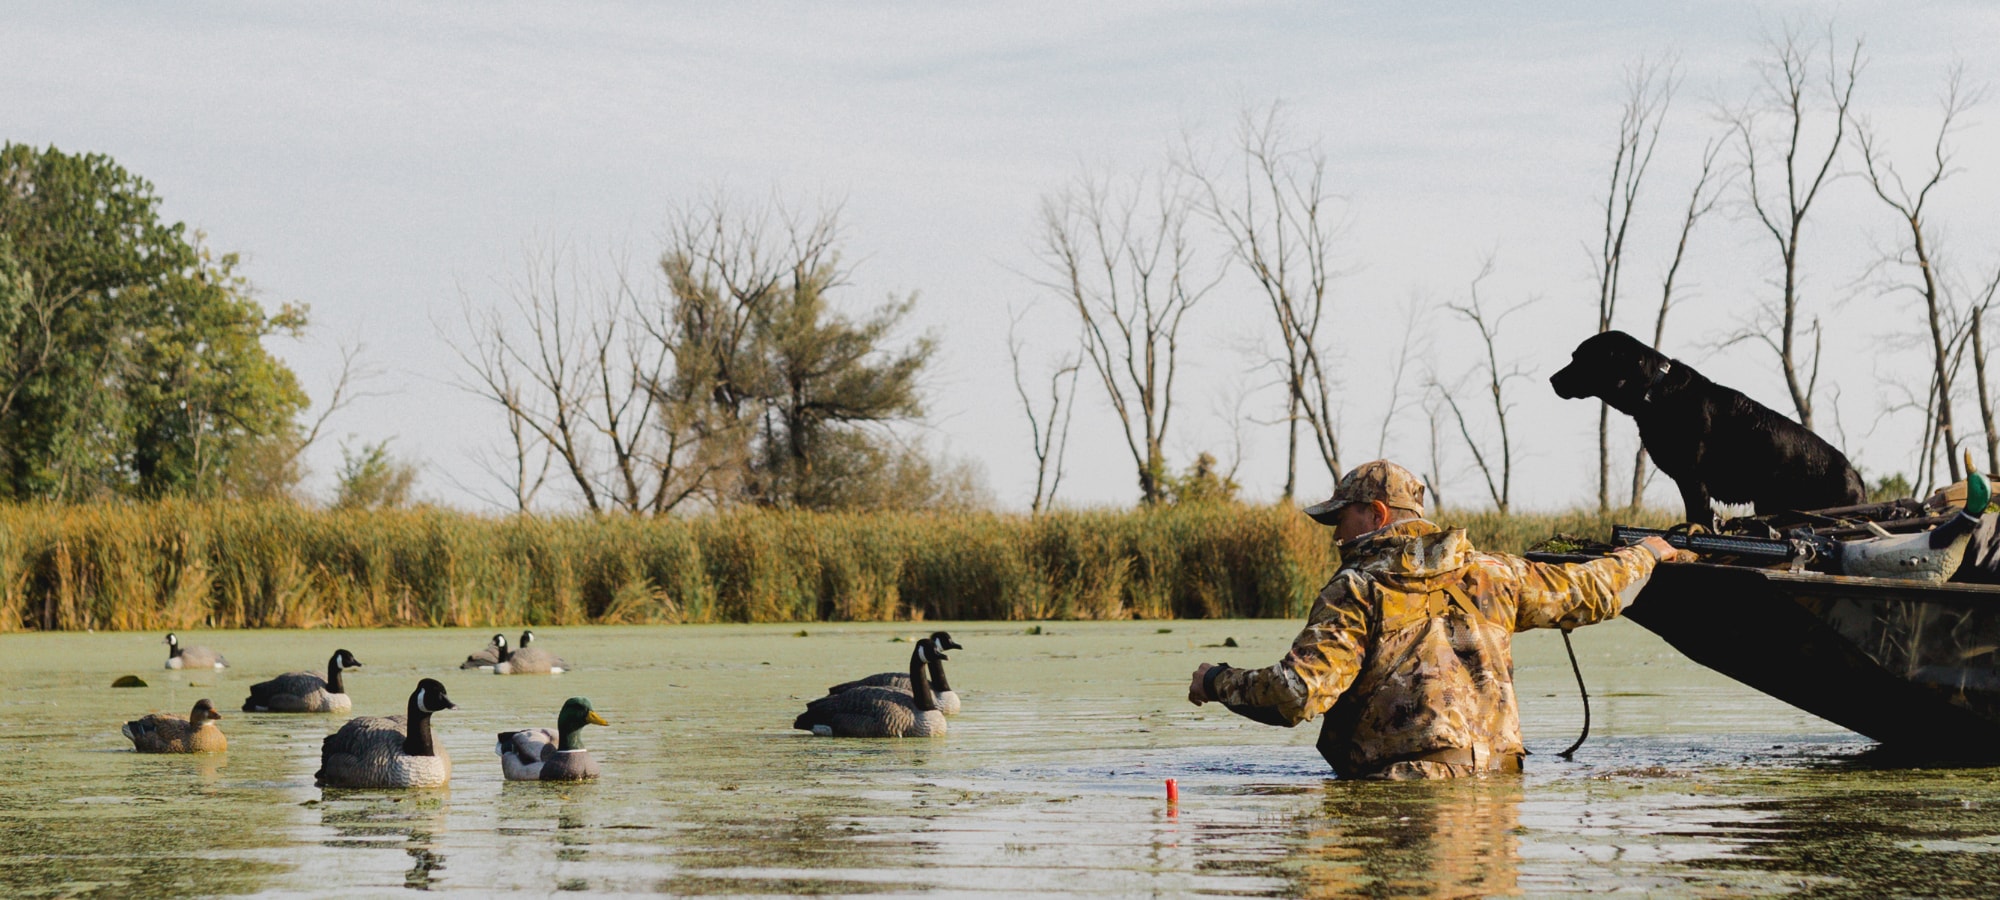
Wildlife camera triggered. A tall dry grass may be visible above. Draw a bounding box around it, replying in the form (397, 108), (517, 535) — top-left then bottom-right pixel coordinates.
(0, 502), (1671, 632)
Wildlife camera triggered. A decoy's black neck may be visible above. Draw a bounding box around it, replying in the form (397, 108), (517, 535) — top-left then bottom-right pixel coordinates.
(909, 649), (938, 712)
(558, 722), (588, 752)
(403, 694), (438, 756)
(926, 650), (951, 694)
(167, 642), (182, 660)
(1931, 510), (1984, 549)
(327, 654), (347, 694)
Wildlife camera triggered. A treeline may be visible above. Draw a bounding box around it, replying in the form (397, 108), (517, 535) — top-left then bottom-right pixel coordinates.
(15, 20), (1984, 520)
(0, 144), (313, 503)
(0, 503), (1671, 632)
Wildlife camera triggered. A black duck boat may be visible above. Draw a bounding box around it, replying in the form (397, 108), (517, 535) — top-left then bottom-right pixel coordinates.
(1620, 561), (2000, 755)
(1531, 466), (2000, 757)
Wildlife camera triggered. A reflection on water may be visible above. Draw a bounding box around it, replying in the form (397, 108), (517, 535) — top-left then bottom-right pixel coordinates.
(1288, 780), (1523, 898)
(8, 620), (2000, 895)
(317, 792), (449, 890)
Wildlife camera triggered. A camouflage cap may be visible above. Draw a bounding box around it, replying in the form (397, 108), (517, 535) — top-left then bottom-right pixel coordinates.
(1303, 460), (1426, 525)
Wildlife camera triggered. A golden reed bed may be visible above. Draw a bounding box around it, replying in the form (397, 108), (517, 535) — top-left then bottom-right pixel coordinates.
(0, 502), (1674, 631)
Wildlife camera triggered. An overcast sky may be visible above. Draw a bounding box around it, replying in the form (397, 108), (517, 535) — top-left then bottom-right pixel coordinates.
(7, 2), (2000, 513)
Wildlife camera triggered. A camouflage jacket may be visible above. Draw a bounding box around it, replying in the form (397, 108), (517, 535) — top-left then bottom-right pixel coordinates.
(1205, 519), (1660, 778)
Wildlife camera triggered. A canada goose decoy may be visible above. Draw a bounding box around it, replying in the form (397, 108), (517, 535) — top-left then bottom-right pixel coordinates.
(493, 630), (569, 675)
(460, 633), (508, 669)
(162, 633), (228, 670)
(122, 698), (227, 753)
(243, 649), (363, 713)
(794, 640), (947, 738)
(497, 697), (610, 782)
(825, 633), (965, 715)
(315, 678), (457, 788)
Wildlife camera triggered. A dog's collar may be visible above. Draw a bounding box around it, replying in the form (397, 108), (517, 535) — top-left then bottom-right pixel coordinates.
(1639, 359), (1674, 404)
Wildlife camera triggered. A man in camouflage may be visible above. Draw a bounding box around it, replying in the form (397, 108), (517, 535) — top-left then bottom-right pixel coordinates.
(1188, 460), (1692, 780)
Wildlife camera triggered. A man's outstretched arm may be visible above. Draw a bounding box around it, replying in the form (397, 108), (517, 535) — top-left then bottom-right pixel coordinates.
(1187, 572), (1371, 727)
(1509, 535), (1687, 631)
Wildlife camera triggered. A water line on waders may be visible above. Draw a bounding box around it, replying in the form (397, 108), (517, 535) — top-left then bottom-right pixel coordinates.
(1558, 626), (1590, 760)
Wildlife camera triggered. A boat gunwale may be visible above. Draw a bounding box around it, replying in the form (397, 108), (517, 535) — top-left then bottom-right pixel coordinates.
(1525, 553), (2000, 600)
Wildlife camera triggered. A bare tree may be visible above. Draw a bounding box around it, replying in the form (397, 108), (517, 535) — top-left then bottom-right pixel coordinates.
(1589, 58), (1674, 512)
(292, 341), (375, 464)
(1006, 306), (1081, 514)
(1629, 139), (1727, 508)
(450, 319), (552, 513)
(449, 242), (669, 514)
(450, 250), (591, 512)
(1420, 384), (1450, 515)
(1969, 266), (2000, 473)
(1376, 294), (1428, 459)
(1034, 168), (1220, 505)
(1851, 63), (1984, 485)
(1437, 258), (1536, 513)
(1185, 103), (1345, 499)
(466, 382), (553, 513)
(1723, 20), (1863, 432)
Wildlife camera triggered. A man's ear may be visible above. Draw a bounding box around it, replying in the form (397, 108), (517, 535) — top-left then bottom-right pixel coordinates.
(1368, 500), (1392, 530)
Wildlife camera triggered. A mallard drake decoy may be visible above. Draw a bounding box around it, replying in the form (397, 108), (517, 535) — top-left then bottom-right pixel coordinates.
(122, 698), (227, 753)
(163, 633), (228, 670)
(1838, 455), (1991, 582)
(497, 697), (609, 782)
(243, 649), (363, 713)
(315, 678), (456, 788)
(794, 640), (946, 738)
(825, 632), (964, 715)
(460, 633), (507, 669)
(493, 630), (569, 675)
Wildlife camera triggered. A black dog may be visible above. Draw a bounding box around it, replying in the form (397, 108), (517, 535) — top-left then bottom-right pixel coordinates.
(1550, 330), (1866, 526)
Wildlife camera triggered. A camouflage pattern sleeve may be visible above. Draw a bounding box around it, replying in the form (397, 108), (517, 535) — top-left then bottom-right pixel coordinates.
(1500, 545), (1660, 631)
(1206, 571), (1372, 726)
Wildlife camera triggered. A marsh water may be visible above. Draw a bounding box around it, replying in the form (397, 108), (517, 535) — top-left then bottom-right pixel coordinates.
(5, 620), (2000, 898)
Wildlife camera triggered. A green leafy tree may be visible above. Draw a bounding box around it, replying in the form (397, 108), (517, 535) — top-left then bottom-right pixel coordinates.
(650, 198), (943, 512)
(454, 199), (955, 515)
(1867, 472), (1913, 504)
(0, 143), (309, 500)
(1162, 452), (1241, 506)
(333, 439), (418, 510)
(752, 263), (933, 509)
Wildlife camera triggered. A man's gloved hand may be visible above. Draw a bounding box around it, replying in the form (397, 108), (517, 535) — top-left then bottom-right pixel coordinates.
(1188, 663), (1215, 705)
(1637, 535), (1699, 564)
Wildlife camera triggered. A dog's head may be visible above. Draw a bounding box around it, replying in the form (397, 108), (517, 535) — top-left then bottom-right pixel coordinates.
(1550, 330), (1673, 411)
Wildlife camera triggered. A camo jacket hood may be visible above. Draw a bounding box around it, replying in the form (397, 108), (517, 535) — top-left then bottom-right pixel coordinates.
(1339, 519), (1474, 585)
(1206, 518), (1660, 779)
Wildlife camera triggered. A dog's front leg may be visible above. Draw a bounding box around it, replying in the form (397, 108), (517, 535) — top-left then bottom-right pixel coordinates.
(1678, 481), (1718, 531)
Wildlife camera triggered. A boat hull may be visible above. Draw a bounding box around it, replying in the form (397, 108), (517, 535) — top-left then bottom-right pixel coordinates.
(1625, 563), (2000, 756)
